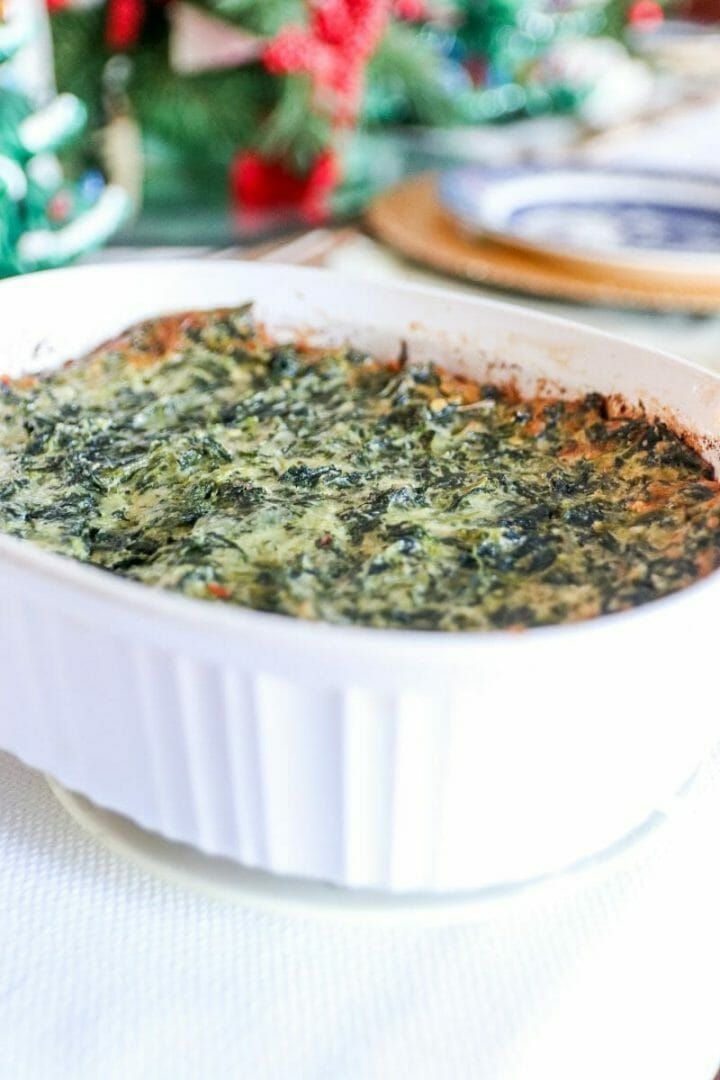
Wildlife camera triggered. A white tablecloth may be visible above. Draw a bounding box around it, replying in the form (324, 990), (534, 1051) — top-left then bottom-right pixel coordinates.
(2, 745), (720, 1080)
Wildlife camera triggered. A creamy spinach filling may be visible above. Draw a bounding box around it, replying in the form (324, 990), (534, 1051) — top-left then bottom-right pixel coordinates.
(1, 305), (719, 631)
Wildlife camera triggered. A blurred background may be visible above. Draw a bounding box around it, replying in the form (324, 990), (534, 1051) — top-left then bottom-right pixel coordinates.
(1, 0), (719, 362)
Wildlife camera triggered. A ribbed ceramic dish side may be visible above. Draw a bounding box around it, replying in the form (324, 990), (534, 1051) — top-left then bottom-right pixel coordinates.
(0, 262), (719, 894)
(0, 583), (448, 890)
(0, 553), (715, 894)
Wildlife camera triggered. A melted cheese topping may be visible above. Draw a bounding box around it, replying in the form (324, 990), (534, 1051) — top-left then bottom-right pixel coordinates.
(1, 306), (719, 631)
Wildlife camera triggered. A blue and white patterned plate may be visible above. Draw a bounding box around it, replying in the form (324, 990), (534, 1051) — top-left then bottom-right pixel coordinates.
(438, 166), (720, 276)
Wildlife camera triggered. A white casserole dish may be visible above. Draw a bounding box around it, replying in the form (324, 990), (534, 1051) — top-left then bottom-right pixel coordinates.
(0, 261), (718, 895)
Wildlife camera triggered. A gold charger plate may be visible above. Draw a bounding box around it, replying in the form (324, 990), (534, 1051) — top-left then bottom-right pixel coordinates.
(366, 174), (720, 314)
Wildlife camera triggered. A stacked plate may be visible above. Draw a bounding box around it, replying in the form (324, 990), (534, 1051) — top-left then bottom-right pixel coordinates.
(439, 165), (720, 282)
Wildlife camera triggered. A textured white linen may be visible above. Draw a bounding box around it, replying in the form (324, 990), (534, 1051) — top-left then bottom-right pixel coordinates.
(1, 747), (719, 1080)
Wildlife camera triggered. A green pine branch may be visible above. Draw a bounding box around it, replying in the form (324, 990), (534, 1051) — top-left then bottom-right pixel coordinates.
(365, 22), (460, 127)
(129, 54), (274, 166)
(50, 8), (108, 136)
(206, 0), (305, 35)
(257, 76), (331, 173)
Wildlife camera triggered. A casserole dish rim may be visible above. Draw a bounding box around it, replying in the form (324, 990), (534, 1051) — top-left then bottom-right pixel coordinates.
(0, 258), (718, 653)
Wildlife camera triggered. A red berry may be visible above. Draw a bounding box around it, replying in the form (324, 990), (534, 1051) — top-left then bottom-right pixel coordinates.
(628, 0), (664, 27)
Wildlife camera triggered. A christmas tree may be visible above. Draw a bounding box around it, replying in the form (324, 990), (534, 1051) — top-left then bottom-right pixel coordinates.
(0, 0), (128, 274)
(46, 1), (657, 226)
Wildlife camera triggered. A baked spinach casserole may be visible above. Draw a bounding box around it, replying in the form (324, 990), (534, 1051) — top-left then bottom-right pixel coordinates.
(1, 305), (719, 631)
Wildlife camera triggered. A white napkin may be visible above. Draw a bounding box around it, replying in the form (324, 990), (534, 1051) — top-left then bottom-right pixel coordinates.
(585, 98), (720, 179)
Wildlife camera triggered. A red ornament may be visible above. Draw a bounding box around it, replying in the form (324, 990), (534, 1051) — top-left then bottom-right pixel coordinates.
(231, 150), (340, 222)
(106, 0), (146, 48)
(627, 0), (664, 28)
(302, 150), (341, 220)
(47, 191), (73, 224)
